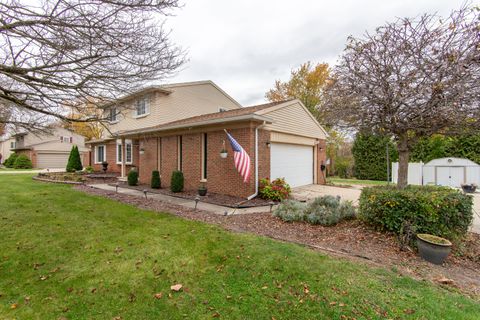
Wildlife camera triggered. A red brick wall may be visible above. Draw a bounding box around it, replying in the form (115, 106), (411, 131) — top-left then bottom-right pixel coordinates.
(89, 141), (138, 174)
(317, 139), (327, 184)
(160, 136), (178, 188)
(138, 137), (158, 184)
(258, 129), (271, 182)
(181, 133), (202, 190)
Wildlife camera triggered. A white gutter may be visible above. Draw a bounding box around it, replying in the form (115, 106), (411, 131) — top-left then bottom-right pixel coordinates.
(246, 122), (266, 200)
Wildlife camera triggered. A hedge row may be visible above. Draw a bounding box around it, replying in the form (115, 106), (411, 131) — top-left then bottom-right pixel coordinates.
(359, 185), (473, 243)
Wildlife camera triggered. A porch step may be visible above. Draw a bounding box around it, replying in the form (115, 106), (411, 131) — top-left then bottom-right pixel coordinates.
(117, 176), (127, 182)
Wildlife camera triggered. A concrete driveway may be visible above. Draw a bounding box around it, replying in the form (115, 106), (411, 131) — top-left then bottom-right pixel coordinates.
(292, 184), (480, 234)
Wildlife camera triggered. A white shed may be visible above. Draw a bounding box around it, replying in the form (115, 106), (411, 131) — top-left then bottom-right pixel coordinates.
(423, 157), (480, 188)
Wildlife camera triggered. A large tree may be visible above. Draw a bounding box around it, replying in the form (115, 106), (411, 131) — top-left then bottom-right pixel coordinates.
(0, 0), (185, 132)
(325, 6), (479, 188)
(265, 62), (330, 123)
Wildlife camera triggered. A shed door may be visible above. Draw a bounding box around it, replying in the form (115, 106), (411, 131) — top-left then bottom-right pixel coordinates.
(37, 153), (70, 169)
(436, 166), (465, 187)
(270, 143), (314, 188)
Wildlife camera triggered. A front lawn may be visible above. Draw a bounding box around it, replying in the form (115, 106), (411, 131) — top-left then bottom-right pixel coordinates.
(0, 175), (479, 319)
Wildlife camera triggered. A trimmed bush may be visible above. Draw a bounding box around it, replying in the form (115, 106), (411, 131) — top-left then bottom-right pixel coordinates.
(170, 170), (184, 193)
(13, 154), (33, 169)
(4, 153), (18, 168)
(259, 178), (291, 201)
(359, 185), (473, 244)
(151, 170), (161, 189)
(66, 145), (83, 172)
(84, 166), (94, 173)
(127, 169), (139, 186)
(304, 195), (356, 226)
(273, 200), (307, 222)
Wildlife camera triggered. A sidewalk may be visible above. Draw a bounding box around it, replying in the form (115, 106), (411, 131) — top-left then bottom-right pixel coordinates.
(88, 184), (272, 215)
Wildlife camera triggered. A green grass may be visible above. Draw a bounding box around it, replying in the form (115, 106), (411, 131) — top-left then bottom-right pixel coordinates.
(0, 167), (36, 171)
(0, 175), (479, 319)
(328, 176), (389, 186)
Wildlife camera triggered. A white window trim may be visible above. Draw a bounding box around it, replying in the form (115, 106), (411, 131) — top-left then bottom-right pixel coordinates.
(133, 97), (150, 118)
(116, 140), (122, 164)
(109, 107), (120, 124)
(94, 145), (106, 164)
(125, 139), (133, 165)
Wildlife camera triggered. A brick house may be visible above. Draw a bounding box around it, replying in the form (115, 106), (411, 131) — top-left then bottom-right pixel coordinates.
(87, 81), (328, 198)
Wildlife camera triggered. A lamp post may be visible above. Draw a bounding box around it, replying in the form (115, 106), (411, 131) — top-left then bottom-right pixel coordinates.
(143, 189), (148, 199)
(194, 195), (200, 210)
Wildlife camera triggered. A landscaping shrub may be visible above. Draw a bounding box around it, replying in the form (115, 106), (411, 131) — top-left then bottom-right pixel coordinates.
(151, 170), (161, 189)
(359, 185), (473, 244)
(304, 195), (356, 226)
(170, 170), (184, 193)
(66, 145), (83, 172)
(13, 154), (33, 169)
(259, 178), (291, 201)
(127, 169), (139, 186)
(273, 200), (307, 222)
(4, 153), (18, 168)
(84, 166), (94, 173)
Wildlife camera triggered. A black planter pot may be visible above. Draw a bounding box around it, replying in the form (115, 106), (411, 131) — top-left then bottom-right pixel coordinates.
(416, 234), (452, 265)
(198, 188), (207, 196)
(102, 162), (109, 173)
(461, 184), (477, 193)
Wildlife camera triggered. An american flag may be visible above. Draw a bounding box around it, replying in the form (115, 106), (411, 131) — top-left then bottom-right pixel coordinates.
(225, 131), (251, 183)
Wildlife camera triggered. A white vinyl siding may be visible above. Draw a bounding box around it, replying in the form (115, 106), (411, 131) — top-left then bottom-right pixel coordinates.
(95, 145), (106, 164)
(270, 143), (314, 188)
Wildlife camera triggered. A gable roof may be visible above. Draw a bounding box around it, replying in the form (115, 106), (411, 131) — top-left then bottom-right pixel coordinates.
(116, 101), (289, 137)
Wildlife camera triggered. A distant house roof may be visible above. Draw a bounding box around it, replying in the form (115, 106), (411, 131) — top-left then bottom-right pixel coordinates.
(115, 100), (290, 137)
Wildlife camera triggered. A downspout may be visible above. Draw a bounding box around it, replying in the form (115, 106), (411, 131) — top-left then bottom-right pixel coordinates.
(247, 122), (265, 200)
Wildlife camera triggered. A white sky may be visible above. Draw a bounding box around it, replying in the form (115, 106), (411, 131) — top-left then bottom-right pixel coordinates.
(165, 0), (473, 106)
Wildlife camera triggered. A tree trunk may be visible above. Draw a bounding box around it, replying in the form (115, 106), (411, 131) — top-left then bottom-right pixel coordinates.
(397, 135), (409, 189)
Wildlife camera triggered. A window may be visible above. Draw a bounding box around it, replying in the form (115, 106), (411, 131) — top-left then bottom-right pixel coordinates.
(116, 140), (122, 164)
(125, 140), (133, 164)
(219, 107), (227, 112)
(108, 107), (118, 122)
(134, 97), (149, 117)
(10, 141), (16, 149)
(116, 140), (132, 164)
(95, 145), (106, 164)
(201, 133), (207, 180)
(177, 135), (182, 171)
(60, 136), (72, 143)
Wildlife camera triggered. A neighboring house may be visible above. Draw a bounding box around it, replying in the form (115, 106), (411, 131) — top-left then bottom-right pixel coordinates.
(0, 136), (15, 164)
(87, 80), (328, 198)
(11, 127), (89, 169)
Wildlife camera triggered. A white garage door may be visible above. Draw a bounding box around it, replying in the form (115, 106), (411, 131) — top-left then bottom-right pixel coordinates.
(37, 153), (69, 169)
(271, 143), (314, 188)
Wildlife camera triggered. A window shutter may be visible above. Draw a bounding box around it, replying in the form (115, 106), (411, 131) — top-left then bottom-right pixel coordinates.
(60, 136), (63, 142)
(69, 137), (73, 143)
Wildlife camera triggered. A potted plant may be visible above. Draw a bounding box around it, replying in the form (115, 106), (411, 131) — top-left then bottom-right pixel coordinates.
(220, 148), (228, 159)
(101, 161), (108, 173)
(416, 234), (452, 265)
(198, 180), (207, 196)
(139, 147), (145, 155)
(461, 183), (477, 193)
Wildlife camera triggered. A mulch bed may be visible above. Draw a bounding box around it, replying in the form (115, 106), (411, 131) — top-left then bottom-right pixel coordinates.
(37, 172), (119, 184)
(75, 185), (480, 299)
(112, 182), (273, 208)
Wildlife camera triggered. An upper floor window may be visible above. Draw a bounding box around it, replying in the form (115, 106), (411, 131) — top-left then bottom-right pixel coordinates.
(10, 141), (16, 149)
(60, 136), (72, 143)
(219, 107), (227, 112)
(134, 97), (149, 117)
(108, 107), (118, 122)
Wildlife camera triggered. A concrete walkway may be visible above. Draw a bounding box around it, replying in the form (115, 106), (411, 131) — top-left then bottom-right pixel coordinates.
(292, 184), (480, 234)
(88, 184), (271, 215)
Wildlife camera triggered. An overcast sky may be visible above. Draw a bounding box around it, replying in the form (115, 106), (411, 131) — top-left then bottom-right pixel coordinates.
(166, 0), (472, 106)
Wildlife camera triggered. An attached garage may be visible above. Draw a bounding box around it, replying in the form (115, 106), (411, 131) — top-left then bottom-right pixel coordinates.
(36, 152), (70, 169)
(270, 142), (314, 188)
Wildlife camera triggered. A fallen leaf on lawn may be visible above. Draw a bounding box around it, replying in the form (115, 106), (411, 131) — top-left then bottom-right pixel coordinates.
(171, 284), (183, 292)
(329, 301), (337, 306)
(261, 286), (268, 290)
(11, 303), (18, 309)
(339, 303), (345, 307)
(435, 277), (455, 285)
(154, 293), (163, 299)
(91, 288), (97, 294)
(40, 275), (48, 280)
(404, 309), (416, 314)
(226, 295), (232, 300)
(212, 312), (220, 317)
